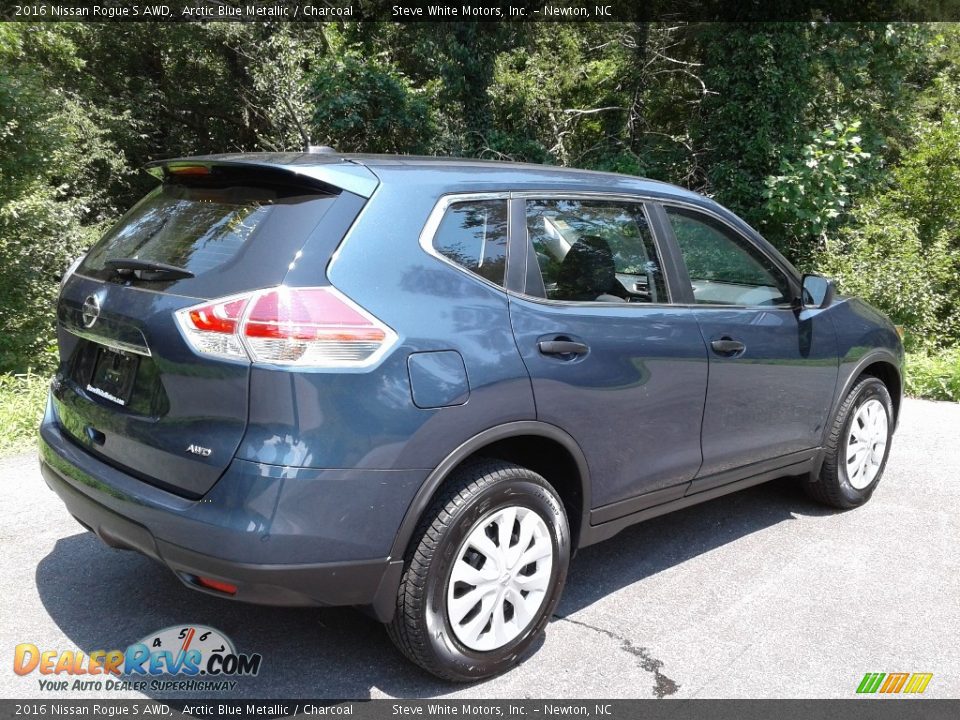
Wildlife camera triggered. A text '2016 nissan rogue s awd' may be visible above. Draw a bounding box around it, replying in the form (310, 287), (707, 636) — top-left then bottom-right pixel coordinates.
(40, 152), (903, 680)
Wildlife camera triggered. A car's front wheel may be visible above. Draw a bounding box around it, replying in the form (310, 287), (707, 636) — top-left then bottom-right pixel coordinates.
(806, 375), (894, 508)
(386, 459), (570, 681)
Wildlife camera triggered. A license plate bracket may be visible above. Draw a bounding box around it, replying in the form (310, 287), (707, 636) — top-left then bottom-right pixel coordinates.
(86, 346), (139, 406)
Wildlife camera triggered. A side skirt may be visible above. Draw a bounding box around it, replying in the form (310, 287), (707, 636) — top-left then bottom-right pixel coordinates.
(580, 449), (821, 548)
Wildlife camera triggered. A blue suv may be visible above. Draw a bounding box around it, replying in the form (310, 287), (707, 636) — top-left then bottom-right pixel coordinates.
(40, 152), (903, 680)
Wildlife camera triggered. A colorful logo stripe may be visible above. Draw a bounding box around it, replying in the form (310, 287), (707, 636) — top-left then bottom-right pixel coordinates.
(857, 672), (932, 694)
(857, 673), (886, 693)
(903, 673), (934, 694)
(879, 673), (910, 693)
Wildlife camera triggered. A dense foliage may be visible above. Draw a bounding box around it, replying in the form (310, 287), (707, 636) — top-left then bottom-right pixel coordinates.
(1, 21), (959, 386)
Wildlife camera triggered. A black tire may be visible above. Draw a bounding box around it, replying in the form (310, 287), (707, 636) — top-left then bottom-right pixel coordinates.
(806, 375), (894, 509)
(385, 459), (570, 681)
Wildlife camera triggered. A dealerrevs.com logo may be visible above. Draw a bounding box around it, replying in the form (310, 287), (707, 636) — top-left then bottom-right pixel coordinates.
(13, 625), (262, 693)
(857, 672), (933, 694)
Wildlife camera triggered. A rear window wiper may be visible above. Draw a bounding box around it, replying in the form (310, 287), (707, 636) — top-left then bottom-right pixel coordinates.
(104, 258), (195, 281)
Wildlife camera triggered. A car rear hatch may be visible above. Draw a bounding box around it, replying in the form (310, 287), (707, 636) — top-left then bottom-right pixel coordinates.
(52, 158), (373, 498)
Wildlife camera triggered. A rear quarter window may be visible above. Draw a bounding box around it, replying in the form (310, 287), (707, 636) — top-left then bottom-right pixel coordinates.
(430, 199), (509, 286)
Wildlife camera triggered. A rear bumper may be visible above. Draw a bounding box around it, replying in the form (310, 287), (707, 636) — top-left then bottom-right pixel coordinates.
(38, 398), (418, 620)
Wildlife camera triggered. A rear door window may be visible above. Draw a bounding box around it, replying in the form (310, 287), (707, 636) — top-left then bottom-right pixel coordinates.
(524, 198), (668, 303)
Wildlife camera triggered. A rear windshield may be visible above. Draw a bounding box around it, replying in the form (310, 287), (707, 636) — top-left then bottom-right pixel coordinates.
(81, 183), (328, 278)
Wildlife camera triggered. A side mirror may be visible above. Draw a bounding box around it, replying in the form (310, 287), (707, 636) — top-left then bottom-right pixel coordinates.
(801, 273), (835, 309)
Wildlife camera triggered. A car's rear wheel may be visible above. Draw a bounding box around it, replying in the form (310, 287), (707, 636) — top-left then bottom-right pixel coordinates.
(386, 459), (570, 681)
(806, 375), (894, 509)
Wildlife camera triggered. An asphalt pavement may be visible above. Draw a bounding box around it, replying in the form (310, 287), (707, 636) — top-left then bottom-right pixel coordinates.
(1, 398), (957, 699)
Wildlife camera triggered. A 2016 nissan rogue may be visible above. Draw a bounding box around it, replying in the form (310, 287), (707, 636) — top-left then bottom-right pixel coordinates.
(40, 152), (903, 680)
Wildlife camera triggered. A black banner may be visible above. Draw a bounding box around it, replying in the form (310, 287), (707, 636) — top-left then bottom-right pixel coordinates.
(1, 700), (959, 720)
(4, 0), (960, 23)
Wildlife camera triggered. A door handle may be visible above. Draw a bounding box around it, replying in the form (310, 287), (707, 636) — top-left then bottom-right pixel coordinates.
(710, 337), (746, 356)
(538, 340), (589, 356)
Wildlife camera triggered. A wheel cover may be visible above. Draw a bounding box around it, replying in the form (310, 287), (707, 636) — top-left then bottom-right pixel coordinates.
(845, 398), (889, 490)
(446, 506), (554, 652)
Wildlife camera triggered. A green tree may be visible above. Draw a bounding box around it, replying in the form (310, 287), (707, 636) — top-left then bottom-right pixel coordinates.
(764, 119), (872, 262)
(817, 202), (953, 349)
(308, 48), (437, 153)
(695, 23), (929, 253)
(0, 25), (122, 372)
(3, 19), (960, 377)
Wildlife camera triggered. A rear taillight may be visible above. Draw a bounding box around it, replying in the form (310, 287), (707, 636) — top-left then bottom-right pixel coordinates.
(175, 286), (396, 367)
(243, 287), (390, 365)
(176, 293), (250, 360)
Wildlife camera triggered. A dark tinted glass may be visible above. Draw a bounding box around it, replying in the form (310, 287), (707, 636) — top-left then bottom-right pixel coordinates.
(525, 199), (667, 303)
(666, 206), (792, 306)
(432, 200), (509, 286)
(81, 184), (325, 277)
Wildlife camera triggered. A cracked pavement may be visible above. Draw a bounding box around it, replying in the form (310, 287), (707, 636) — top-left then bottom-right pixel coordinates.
(1, 398), (957, 699)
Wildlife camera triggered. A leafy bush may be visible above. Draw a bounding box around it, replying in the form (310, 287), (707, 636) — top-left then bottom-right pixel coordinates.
(815, 201), (953, 351)
(764, 119), (872, 261)
(0, 371), (49, 456)
(905, 349), (960, 402)
(698, 23), (927, 253)
(814, 44), (960, 353)
(309, 52), (436, 154)
(0, 26), (121, 373)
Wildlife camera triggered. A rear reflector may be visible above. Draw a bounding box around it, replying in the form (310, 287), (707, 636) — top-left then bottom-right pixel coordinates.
(195, 576), (237, 595)
(175, 286), (396, 368)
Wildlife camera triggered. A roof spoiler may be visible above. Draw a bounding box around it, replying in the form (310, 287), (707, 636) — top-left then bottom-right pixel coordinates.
(145, 157), (379, 198)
